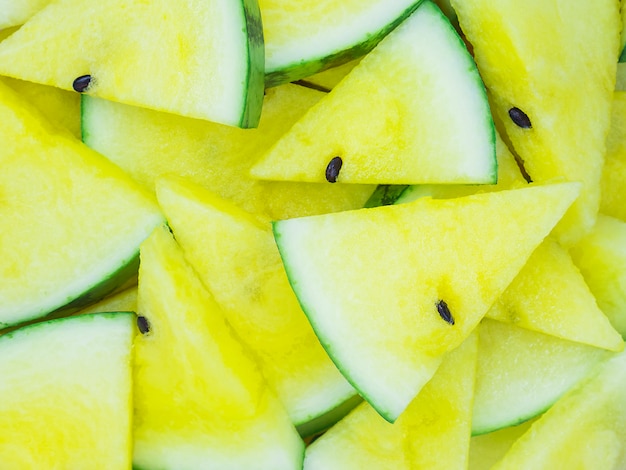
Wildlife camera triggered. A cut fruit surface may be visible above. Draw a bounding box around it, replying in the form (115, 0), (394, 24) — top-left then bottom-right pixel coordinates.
(492, 344), (626, 469)
(0, 0), (264, 127)
(260, 0), (423, 86)
(570, 214), (626, 338)
(133, 225), (303, 470)
(0, 0), (49, 29)
(305, 403), (409, 470)
(0, 312), (134, 469)
(472, 319), (613, 435)
(156, 176), (358, 435)
(621, 0), (626, 62)
(1, 76), (80, 138)
(486, 239), (623, 351)
(402, 334), (477, 469)
(600, 92), (626, 222)
(469, 419), (535, 470)
(252, 1), (496, 185)
(75, 286), (138, 317)
(451, 0), (619, 245)
(0, 81), (163, 328)
(81, 84), (374, 222)
(274, 183), (579, 421)
(365, 130), (525, 208)
(369, 135), (620, 351)
(304, 333), (478, 470)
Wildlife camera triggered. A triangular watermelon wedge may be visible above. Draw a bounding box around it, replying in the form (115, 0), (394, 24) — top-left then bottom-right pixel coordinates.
(273, 183), (579, 421)
(251, 1), (496, 185)
(0, 0), (264, 127)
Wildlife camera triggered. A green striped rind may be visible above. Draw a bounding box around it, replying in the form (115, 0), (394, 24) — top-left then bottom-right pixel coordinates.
(364, 185), (410, 207)
(618, 0), (626, 62)
(271, 220), (443, 423)
(296, 393), (363, 437)
(255, 1), (497, 185)
(0, 311), (134, 342)
(425, 0), (497, 185)
(264, 0), (425, 87)
(240, 0), (265, 128)
(0, 0), (265, 128)
(491, 346), (626, 469)
(0, 311), (135, 468)
(472, 319), (613, 436)
(51, 253), (139, 314)
(271, 223), (376, 418)
(0, 252), (139, 333)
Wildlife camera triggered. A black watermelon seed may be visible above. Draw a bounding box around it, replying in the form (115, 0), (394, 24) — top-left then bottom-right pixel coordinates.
(508, 107), (532, 129)
(72, 75), (92, 93)
(436, 300), (455, 325)
(325, 156), (343, 183)
(137, 315), (151, 334)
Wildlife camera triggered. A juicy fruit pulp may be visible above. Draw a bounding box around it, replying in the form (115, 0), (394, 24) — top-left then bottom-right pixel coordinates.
(156, 176), (358, 434)
(0, 76), (80, 138)
(485, 238), (623, 351)
(304, 333), (478, 469)
(252, 1), (496, 185)
(491, 345), (626, 469)
(599, 92), (626, 221)
(0, 0), (265, 127)
(377, 133), (622, 351)
(451, 0), (619, 245)
(133, 225), (303, 470)
(472, 319), (612, 435)
(0, 313), (134, 469)
(81, 84), (374, 222)
(570, 214), (626, 338)
(0, 0), (623, 465)
(274, 183), (580, 421)
(0, 80), (163, 328)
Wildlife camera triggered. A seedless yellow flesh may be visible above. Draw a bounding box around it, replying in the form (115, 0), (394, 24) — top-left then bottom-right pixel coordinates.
(156, 176), (358, 433)
(486, 239), (623, 351)
(304, 333), (478, 470)
(570, 214), (626, 338)
(1, 76), (80, 138)
(600, 92), (626, 222)
(469, 419), (536, 470)
(0, 313), (134, 469)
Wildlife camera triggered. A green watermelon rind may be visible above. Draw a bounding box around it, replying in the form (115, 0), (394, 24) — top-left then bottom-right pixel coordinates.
(0, 251), (141, 333)
(264, 0), (426, 87)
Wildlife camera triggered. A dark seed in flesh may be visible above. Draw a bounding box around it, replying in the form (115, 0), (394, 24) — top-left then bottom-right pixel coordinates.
(72, 75), (92, 93)
(508, 107), (532, 129)
(325, 156), (343, 183)
(436, 300), (455, 325)
(137, 315), (151, 334)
